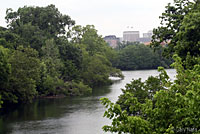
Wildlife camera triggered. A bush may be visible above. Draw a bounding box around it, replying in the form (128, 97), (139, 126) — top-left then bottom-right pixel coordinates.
(63, 81), (92, 96)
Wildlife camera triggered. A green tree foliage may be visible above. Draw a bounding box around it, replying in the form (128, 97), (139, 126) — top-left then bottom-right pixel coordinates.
(64, 81), (92, 96)
(58, 37), (82, 81)
(81, 53), (113, 87)
(114, 43), (172, 70)
(5, 46), (40, 103)
(101, 55), (200, 134)
(101, 1), (200, 133)
(117, 68), (170, 114)
(175, 4), (200, 66)
(38, 39), (64, 96)
(0, 46), (11, 87)
(71, 25), (111, 56)
(5, 5), (75, 53)
(0, 5), (123, 107)
(41, 39), (63, 77)
(151, 0), (200, 63)
(71, 25), (123, 87)
(0, 27), (24, 49)
(5, 5), (75, 37)
(0, 46), (11, 107)
(81, 25), (107, 55)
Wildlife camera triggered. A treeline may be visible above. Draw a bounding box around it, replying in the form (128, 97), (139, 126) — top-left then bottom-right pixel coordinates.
(101, 0), (200, 133)
(0, 5), (122, 107)
(112, 42), (172, 70)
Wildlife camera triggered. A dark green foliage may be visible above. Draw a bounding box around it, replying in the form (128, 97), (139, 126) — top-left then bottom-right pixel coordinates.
(37, 39), (64, 96)
(71, 25), (123, 87)
(71, 25), (112, 56)
(0, 28), (24, 49)
(41, 39), (63, 77)
(61, 60), (80, 81)
(114, 43), (172, 70)
(116, 67), (171, 115)
(5, 5), (75, 53)
(0, 46), (11, 87)
(6, 5), (75, 37)
(0, 5), (123, 107)
(7, 46), (40, 103)
(58, 37), (82, 81)
(151, 0), (200, 65)
(175, 5), (200, 65)
(0, 46), (11, 106)
(81, 53), (113, 87)
(63, 81), (92, 96)
(80, 25), (107, 56)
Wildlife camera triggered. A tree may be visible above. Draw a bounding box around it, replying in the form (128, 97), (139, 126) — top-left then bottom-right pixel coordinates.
(5, 46), (41, 103)
(9, 23), (47, 52)
(151, 0), (198, 62)
(73, 25), (109, 56)
(175, 4), (200, 67)
(0, 46), (11, 106)
(57, 36), (83, 81)
(101, 1), (200, 132)
(101, 55), (200, 134)
(39, 39), (64, 96)
(0, 46), (11, 87)
(0, 5), (124, 106)
(6, 5), (75, 37)
(81, 53), (112, 87)
(5, 5), (75, 53)
(114, 43), (171, 70)
(41, 39), (63, 77)
(71, 25), (123, 87)
(116, 68), (170, 116)
(0, 28), (24, 49)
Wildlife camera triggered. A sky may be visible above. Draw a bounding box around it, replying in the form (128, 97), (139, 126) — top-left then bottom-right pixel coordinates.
(0, 0), (174, 37)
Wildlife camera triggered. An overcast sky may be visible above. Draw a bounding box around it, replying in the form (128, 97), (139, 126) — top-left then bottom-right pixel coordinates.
(0, 0), (173, 37)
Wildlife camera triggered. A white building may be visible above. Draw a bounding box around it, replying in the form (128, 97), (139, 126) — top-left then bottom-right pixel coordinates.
(143, 30), (153, 38)
(123, 31), (140, 42)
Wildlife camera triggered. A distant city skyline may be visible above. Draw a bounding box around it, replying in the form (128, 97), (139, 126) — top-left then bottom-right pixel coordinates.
(105, 30), (153, 38)
(104, 30), (153, 48)
(0, 0), (174, 37)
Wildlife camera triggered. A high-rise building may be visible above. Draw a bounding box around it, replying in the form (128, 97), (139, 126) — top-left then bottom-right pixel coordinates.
(123, 31), (140, 42)
(143, 30), (153, 38)
(139, 30), (153, 45)
(104, 35), (120, 48)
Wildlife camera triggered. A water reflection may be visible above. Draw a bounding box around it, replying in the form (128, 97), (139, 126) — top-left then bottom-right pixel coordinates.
(0, 69), (176, 134)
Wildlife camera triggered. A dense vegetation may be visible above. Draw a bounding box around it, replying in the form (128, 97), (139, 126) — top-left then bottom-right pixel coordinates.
(0, 5), (122, 107)
(151, 0), (199, 65)
(112, 42), (172, 70)
(101, 0), (200, 133)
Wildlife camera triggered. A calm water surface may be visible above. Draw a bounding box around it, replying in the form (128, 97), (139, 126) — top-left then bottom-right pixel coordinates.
(0, 69), (176, 134)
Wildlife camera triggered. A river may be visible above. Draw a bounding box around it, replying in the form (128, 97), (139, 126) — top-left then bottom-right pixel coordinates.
(0, 69), (176, 134)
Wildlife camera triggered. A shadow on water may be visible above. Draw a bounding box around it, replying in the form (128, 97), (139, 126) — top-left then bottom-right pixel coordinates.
(0, 83), (114, 134)
(92, 80), (121, 97)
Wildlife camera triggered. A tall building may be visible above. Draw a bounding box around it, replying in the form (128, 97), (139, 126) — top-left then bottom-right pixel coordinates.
(140, 30), (153, 45)
(123, 31), (140, 42)
(104, 35), (120, 48)
(143, 30), (153, 38)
